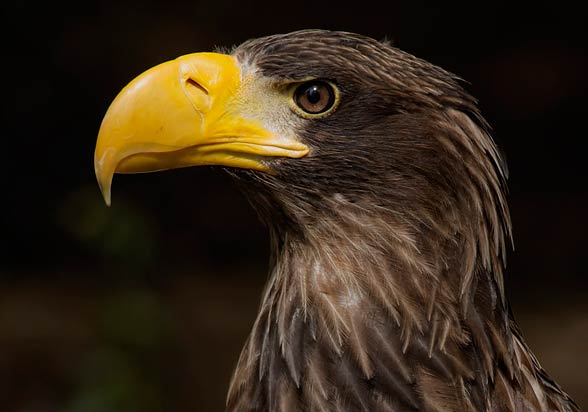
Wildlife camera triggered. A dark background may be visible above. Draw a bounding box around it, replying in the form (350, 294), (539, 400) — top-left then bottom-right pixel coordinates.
(2, 1), (587, 411)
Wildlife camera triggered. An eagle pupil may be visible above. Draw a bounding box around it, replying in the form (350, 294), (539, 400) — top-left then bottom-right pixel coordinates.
(306, 86), (321, 104)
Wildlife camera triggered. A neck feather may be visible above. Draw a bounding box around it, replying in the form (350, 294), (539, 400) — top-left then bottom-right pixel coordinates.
(227, 191), (515, 411)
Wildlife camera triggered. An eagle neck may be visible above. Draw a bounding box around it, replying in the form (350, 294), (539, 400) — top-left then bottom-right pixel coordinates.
(226, 197), (517, 411)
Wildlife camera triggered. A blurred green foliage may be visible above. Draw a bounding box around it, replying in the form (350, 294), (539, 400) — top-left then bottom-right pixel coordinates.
(66, 290), (173, 412)
(56, 186), (158, 268)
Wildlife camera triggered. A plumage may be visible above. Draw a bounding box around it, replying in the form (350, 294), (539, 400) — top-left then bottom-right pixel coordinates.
(95, 30), (578, 412)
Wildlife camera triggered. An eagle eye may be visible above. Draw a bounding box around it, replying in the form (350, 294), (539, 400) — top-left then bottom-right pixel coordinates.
(292, 81), (338, 117)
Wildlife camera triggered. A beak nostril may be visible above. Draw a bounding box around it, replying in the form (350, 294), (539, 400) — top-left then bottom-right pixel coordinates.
(186, 78), (209, 95)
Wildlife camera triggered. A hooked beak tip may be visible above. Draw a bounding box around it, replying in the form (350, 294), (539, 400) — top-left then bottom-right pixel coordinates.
(95, 155), (114, 207)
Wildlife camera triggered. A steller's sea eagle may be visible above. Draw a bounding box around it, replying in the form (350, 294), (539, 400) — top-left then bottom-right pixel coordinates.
(94, 30), (578, 412)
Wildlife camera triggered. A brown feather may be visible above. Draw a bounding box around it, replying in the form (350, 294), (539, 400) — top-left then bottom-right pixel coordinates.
(222, 30), (578, 412)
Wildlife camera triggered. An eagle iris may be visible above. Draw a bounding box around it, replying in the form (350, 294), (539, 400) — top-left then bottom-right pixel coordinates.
(294, 81), (336, 115)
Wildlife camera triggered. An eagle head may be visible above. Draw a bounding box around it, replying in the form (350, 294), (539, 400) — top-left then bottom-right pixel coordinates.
(95, 30), (509, 251)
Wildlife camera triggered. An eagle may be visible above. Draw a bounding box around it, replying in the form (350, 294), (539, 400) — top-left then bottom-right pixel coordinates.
(94, 30), (578, 412)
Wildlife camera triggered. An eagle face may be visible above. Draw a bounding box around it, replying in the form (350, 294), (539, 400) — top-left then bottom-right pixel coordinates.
(95, 30), (500, 218)
(95, 30), (578, 412)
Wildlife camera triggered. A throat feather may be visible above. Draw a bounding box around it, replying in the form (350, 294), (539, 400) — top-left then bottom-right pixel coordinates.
(226, 199), (512, 412)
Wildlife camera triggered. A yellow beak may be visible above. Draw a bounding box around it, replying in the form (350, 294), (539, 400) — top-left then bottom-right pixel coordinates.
(94, 52), (308, 205)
